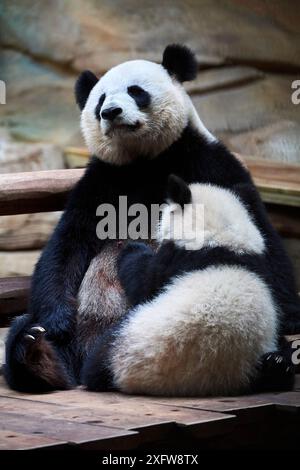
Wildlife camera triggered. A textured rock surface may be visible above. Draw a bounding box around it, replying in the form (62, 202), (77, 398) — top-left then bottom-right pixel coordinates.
(0, 0), (300, 162)
(0, 212), (61, 251)
(0, 250), (40, 277)
(0, 138), (65, 173)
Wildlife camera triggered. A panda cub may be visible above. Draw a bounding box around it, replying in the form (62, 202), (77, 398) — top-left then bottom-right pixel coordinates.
(83, 175), (291, 396)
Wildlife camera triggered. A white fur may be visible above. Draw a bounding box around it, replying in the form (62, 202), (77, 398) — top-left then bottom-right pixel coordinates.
(185, 94), (216, 143)
(107, 183), (275, 396)
(111, 266), (278, 396)
(81, 60), (215, 164)
(158, 183), (265, 254)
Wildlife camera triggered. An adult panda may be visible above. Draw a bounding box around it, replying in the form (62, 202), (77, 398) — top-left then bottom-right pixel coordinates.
(83, 175), (295, 395)
(4, 44), (300, 393)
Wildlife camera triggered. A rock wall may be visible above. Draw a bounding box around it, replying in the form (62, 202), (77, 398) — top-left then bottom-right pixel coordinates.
(1, 0), (300, 162)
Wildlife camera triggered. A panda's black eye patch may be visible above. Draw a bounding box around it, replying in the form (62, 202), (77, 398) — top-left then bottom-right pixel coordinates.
(95, 93), (106, 120)
(127, 86), (151, 109)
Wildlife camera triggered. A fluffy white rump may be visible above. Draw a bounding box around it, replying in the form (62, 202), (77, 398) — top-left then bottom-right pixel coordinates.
(111, 266), (277, 396)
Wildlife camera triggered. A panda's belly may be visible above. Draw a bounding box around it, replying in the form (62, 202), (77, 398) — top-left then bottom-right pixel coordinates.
(77, 242), (128, 355)
(77, 240), (158, 356)
(110, 265), (278, 396)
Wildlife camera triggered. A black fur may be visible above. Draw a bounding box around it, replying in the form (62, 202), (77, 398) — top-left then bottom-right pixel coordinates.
(162, 44), (198, 82)
(252, 337), (295, 393)
(75, 70), (98, 110)
(127, 85), (151, 109)
(167, 174), (191, 207)
(81, 326), (119, 392)
(5, 123), (300, 392)
(95, 93), (106, 121)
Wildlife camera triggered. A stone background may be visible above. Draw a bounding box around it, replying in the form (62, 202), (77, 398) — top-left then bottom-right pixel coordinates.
(0, 0), (299, 313)
(1, 0), (300, 161)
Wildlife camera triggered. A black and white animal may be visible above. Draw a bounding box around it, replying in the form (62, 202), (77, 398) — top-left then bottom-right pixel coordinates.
(83, 175), (295, 395)
(4, 44), (300, 393)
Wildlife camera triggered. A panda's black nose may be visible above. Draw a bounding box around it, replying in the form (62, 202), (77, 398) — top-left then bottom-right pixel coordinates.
(101, 107), (123, 121)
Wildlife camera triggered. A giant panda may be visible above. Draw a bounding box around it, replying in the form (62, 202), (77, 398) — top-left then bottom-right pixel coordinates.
(4, 44), (300, 393)
(82, 175), (295, 395)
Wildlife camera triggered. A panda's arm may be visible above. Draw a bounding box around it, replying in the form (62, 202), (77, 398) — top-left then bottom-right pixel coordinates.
(29, 206), (99, 342)
(117, 242), (156, 306)
(117, 240), (186, 306)
(28, 160), (107, 343)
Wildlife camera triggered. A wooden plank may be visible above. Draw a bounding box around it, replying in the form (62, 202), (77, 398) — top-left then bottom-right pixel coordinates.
(0, 377), (236, 439)
(64, 148), (300, 206)
(0, 156), (299, 217)
(0, 277), (31, 326)
(1, 377), (300, 449)
(0, 277), (30, 326)
(0, 169), (83, 216)
(0, 276), (31, 300)
(267, 204), (300, 238)
(147, 395), (275, 424)
(245, 158), (300, 189)
(267, 391), (300, 413)
(0, 395), (235, 443)
(0, 430), (67, 450)
(245, 158), (300, 207)
(0, 411), (138, 450)
(146, 379), (300, 422)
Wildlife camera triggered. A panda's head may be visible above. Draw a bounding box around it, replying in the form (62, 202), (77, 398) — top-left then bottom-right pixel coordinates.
(75, 45), (201, 165)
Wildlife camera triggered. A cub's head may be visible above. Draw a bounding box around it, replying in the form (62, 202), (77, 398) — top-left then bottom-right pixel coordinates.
(157, 174), (204, 250)
(158, 175), (265, 254)
(75, 44), (198, 165)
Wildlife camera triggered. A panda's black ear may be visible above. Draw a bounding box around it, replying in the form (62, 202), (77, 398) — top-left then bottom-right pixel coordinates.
(167, 175), (191, 207)
(75, 70), (98, 110)
(162, 44), (198, 82)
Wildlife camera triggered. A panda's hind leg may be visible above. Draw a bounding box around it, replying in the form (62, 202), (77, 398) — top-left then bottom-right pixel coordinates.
(252, 337), (295, 393)
(4, 314), (75, 392)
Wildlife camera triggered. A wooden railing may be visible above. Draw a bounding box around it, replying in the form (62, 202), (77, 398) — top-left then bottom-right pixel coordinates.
(0, 156), (300, 328)
(0, 169), (83, 216)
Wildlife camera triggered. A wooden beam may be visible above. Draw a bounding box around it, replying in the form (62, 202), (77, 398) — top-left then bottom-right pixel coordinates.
(65, 148), (300, 207)
(0, 277), (31, 326)
(0, 156), (300, 216)
(266, 204), (300, 238)
(0, 169), (83, 216)
(243, 158), (300, 207)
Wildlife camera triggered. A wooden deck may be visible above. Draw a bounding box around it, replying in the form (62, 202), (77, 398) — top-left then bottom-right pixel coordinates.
(0, 158), (300, 452)
(1, 375), (300, 451)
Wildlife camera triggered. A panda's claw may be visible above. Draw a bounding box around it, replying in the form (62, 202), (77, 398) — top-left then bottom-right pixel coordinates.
(24, 334), (36, 342)
(31, 326), (46, 334)
(24, 326), (46, 343)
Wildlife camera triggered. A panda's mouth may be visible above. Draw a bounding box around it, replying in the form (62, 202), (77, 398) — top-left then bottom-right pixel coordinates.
(106, 121), (142, 136)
